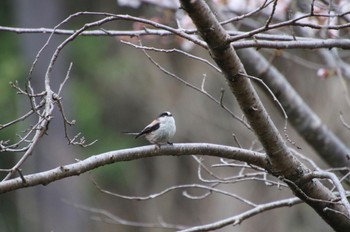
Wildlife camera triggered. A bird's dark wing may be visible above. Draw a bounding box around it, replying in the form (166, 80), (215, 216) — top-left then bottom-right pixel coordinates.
(135, 121), (160, 139)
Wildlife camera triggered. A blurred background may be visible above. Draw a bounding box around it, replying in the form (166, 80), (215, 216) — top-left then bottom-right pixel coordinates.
(1, 0), (350, 231)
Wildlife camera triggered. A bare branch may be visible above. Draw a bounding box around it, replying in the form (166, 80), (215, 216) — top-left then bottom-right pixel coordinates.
(0, 25), (326, 41)
(180, 197), (302, 232)
(305, 171), (350, 215)
(180, 1), (350, 230)
(0, 100), (45, 131)
(4, 24), (350, 50)
(0, 143), (267, 193)
(58, 62), (73, 96)
(220, 0), (273, 25)
(264, 0), (278, 28)
(228, 10), (350, 43)
(121, 40), (251, 129)
(241, 72), (287, 120)
(120, 41), (221, 73)
(2, 116), (49, 181)
(340, 111), (350, 130)
(92, 178), (257, 207)
(64, 200), (187, 230)
(192, 155), (222, 181)
(231, 38), (350, 49)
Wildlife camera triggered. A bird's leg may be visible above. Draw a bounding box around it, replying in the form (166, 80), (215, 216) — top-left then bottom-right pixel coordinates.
(155, 143), (161, 149)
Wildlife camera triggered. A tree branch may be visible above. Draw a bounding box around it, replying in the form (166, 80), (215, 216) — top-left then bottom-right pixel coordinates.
(179, 0), (350, 230)
(2, 25), (350, 49)
(64, 200), (187, 230)
(180, 197), (302, 232)
(210, 2), (350, 170)
(0, 143), (267, 194)
(231, 38), (350, 49)
(180, 0), (294, 177)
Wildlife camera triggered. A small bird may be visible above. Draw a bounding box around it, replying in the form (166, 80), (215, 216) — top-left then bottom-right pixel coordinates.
(126, 111), (176, 148)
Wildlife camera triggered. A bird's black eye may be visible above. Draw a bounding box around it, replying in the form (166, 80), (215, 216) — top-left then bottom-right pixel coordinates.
(159, 111), (172, 117)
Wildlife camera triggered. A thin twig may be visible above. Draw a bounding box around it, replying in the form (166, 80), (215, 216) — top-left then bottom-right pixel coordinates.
(241, 72), (287, 120)
(311, 171), (350, 215)
(180, 197), (302, 231)
(220, 0), (273, 25)
(0, 100), (45, 130)
(232, 133), (242, 148)
(63, 200), (187, 230)
(264, 0), (278, 28)
(119, 41), (221, 73)
(122, 40), (251, 130)
(58, 62), (73, 95)
(90, 174), (257, 207)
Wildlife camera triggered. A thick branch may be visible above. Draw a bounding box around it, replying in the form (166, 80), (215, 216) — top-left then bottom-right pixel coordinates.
(180, 0), (295, 177)
(0, 143), (267, 194)
(179, 0), (350, 230)
(209, 0), (350, 179)
(234, 34), (350, 170)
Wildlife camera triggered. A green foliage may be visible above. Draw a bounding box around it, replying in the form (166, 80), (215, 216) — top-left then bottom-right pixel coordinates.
(0, 34), (23, 135)
(68, 36), (141, 184)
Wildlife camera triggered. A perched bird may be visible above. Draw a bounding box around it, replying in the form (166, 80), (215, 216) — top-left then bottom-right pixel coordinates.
(126, 111), (176, 147)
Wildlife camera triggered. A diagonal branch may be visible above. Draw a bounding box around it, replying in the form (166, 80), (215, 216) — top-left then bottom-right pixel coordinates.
(180, 197), (302, 232)
(180, 0), (295, 177)
(234, 31), (350, 170)
(207, 0), (350, 178)
(179, 0), (350, 231)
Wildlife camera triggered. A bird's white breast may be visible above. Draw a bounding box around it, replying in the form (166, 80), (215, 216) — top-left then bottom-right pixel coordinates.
(146, 116), (176, 144)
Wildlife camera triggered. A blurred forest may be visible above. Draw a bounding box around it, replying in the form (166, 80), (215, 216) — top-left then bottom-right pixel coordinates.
(1, 0), (350, 231)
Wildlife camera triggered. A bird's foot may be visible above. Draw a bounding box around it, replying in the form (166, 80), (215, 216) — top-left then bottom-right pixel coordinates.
(154, 144), (161, 149)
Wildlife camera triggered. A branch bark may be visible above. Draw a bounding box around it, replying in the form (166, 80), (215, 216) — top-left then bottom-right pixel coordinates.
(233, 26), (350, 170)
(2, 25), (350, 49)
(179, 0), (350, 230)
(0, 143), (267, 194)
(205, 1), (350, 170)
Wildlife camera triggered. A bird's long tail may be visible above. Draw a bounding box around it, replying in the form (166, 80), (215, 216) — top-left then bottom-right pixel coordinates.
(121, 132), (140, 139)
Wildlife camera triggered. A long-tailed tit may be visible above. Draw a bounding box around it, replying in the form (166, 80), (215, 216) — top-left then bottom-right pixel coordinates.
(126, 111), (176, 147)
